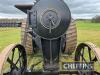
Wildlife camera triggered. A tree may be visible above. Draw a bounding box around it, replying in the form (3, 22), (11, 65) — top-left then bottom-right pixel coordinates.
(92, 15), (100, 23)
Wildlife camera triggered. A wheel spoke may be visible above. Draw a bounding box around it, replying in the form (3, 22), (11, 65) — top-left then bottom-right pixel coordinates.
(7, 58), (18, 70)
(15, 54), (22, 65)
(81, 48), (84, 61)
(80, 53), (87, 62)
(19, 58), (22, 68)
(18, 51), (22, 68)
(11, 49), (15, 68)
(88, 47), (92, 61)
(11, 49), (15, 62)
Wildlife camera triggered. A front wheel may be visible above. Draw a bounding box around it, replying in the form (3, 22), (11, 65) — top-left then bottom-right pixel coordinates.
(75, 42), (100, 75)
(0, 44), (27, 75)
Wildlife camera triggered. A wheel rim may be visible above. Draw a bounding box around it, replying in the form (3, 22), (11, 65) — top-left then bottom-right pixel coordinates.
(75, 42), (100, 75)
(0, 44), (27, 75)
(75, 43), (97, 62)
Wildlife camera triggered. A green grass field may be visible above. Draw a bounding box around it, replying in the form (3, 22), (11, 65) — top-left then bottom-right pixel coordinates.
(77, 21), (100, 46)
(0, 28), (21, 52)
(0, 21), (100, 72)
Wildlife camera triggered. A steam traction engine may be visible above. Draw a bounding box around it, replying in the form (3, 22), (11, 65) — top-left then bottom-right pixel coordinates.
(0, 0), (100, 75)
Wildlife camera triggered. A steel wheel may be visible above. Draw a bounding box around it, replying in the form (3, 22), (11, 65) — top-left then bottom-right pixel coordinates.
(0, 44), (27, 75)
(64, 19), (77, 54)
(21, 22), (38, 54)
(75, 42), (100, 75)
(75, 43), (97, 62)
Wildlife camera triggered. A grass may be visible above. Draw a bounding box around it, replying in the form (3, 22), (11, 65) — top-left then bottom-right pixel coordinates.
(77, 21), (100, 31)
(77, 21), (100, 46)
(0, 21), (100, 72)
(0, 28), (21, 52)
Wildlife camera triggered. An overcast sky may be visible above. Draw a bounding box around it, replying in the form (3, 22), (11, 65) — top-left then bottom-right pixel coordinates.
(0, 0), (100, 19)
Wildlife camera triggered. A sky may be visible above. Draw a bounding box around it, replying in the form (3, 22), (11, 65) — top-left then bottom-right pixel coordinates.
(0, 0), (100, 19)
